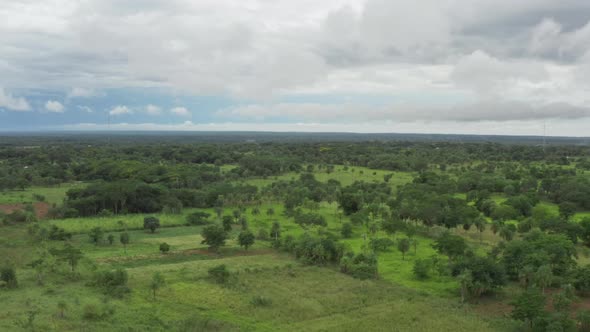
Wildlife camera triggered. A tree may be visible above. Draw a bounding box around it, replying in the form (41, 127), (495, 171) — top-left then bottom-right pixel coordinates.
(397, 238), (410, 260)
(143, 216), (160, 233)
(270, 221), (281, 240)
(413, 259), (430, 280)
(201, 224), (227, 252)
(474, 216), (486, 244)
(499, 225), (515, 241)
(341, 222), (353, 238)
(559, 201), (577, 220)
(511, 289), (546, 329)
(119, 232), (130, 254)
(50, 243), (83, 272)
(150, 272), (165, 300)
(433, 232), (467, 261)
(107, 234), (115, 245)
(222, 216), (233, 232)
(238, 230), (255, 250)
(159, 242), (170, 254)
(534, 265), (553, 294)
(88, 227), (104, 245)
(458, 269), (473, 303)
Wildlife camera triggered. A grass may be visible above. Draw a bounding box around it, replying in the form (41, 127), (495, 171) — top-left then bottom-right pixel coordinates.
(0, 242), (510, 331)
(236, 165), (414, 192)
(0, 182), (83, 205)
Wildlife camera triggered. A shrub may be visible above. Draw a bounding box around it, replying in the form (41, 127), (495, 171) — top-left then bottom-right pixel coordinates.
(340, 252), (378, 280)
(257, 228), (269, 241)
(341, 222), (353, 238)
(250, 295), (272, 307)
(208, 264), (231, 284)
(413, 259), (431, 280)
(0, 265), (17, 288)
(143, 216), (160, 233)
(186, 212), (211, 225)
(369, 238), (394, 252)
(159, 242), (170, 254)
(91, 268), (130, 297)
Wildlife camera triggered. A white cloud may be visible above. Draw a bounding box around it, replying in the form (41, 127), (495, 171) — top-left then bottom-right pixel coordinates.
(0, 88), (31, 111)
(45, 100), (65, 113)
(170, 106), (190, 117)
(109, 105), (132, 116)
(67, 87), (100, 99)
(146, 104), (162, 115)
(77, 105), (93, 113)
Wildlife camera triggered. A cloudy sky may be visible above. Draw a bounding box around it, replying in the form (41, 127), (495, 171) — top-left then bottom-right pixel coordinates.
(1, 0), (590, 136)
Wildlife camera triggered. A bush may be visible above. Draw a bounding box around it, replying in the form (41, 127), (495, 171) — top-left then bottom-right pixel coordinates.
(413, 259), (431, 280)
(340, 252), (378, 280)
(257, 228), (269, 241)
(91, 268), (130, 297)
(341, 222), (353, 238)
(186, 212), (211, 225)
(159, 242), (170, 254)
(369, 238), (394, 252)
(250, 295), (272, 307)
(208, 264), (231, 284)
(0, 265), (17, 288)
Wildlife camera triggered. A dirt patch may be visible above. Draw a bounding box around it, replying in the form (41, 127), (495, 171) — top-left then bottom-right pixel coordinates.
(0, 202), (50, 219)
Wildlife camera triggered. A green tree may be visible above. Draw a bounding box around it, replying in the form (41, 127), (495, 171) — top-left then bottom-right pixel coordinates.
(511, 289), (546, 329)
(534, 265), (553, 294)
(150, 272), (165, 300)
(143, 216), (160, 233)
(222, 216), (233, 232)
(474, 216), (486, 244)
(50, 243), (84, 272)
(433, 232), (467, 261)
(201, 224), (227, 252)
(119, 232), (130, 254)
(270, 221), (281, 240)
(238, 229), (255, 250)
(341, 222), (353, 238)
(107, 234), (115, 245)
(397, 238), (410, 260)
(559, 201), (577, 220)
(88, 227), (104, 245)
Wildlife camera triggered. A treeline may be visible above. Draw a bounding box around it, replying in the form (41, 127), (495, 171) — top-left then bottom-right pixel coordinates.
(2, 140), (589, 191)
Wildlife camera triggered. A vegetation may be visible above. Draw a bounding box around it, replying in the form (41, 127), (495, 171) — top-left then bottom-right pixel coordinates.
(1, 135), (590, 330)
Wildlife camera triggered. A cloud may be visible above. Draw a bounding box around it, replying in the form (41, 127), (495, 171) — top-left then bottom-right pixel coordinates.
(109, 105), (132, 116)
(45, 100), (65, 113)
(219, 100), (590, 122)
(77, 105), (93, 113)
(170, 106), (190, 117)
(146, 104), (162, 115)
(66, 87), (101, 99)
(0, 88), (31, 111)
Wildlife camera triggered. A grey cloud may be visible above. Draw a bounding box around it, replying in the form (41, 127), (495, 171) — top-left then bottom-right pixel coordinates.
(219, 100), (590, 123)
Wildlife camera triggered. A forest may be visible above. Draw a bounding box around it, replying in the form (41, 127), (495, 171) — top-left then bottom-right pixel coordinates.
(1, 134), (590, 331)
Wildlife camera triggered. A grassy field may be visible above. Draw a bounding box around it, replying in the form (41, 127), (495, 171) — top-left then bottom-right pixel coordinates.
(0, 183), (83, 205)
(236, 166), (414, 191)
(0, 221), (513, 332)
(6, 165), (590, 331)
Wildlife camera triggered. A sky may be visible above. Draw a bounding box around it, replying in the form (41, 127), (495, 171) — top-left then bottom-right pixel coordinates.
(1, 0), (590, 136)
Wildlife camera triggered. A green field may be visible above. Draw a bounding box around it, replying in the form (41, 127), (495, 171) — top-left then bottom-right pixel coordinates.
(0, 183), (83, 205)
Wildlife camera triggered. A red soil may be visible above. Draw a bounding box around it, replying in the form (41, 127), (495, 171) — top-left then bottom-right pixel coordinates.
(0, 202), (50, 219)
